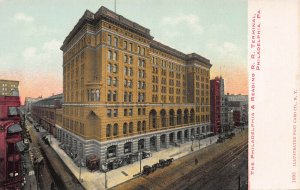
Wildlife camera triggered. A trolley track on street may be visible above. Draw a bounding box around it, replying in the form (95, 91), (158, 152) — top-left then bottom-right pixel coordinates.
(167, 141), (248, 190)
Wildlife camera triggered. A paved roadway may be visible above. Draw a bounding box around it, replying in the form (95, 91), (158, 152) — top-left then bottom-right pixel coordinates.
(111, 130), (248, 190)
(27, 121), (85, 190)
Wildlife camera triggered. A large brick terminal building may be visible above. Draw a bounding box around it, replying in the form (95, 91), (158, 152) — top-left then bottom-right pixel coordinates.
(57, 6), (212, 165)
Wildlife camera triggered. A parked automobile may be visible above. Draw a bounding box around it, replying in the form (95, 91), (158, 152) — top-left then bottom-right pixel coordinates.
(142, 165), (152, 175)
(151, 163), (159, 172)
(158, 159), (167, 168)
(165, 158), (174, 166)
(142, 151), (152, 159)
(217, 136), (225, 143)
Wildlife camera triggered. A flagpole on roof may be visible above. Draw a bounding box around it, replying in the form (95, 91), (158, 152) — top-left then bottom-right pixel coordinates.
(114, 0), (116, 13)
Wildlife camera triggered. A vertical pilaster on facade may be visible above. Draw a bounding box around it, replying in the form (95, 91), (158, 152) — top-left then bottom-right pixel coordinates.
(173, 132), (177, 144)
(117, 143), (124, 157)
(99, 146), (107, 164)
(186, 129), (191, 141)
(156, 135), (161, 151)
(165, 133), (169, 148)
(144, 137), (150, 151)
(132, 139), (138, 153)
(181, 130), (185, 143)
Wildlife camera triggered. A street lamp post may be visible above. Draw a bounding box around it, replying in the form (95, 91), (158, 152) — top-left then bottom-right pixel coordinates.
(139, 145), (142, 174)
(105, 151), (107, 189)
(191, 135), (194, 151)
(198, 135), (201, 149)
(49, 125), (52, 144)
(79, 144), (83, 182)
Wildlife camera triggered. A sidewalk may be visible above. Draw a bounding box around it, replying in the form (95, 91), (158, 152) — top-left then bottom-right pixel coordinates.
(46, 131), (240, 190)
(23, 121), (37, 190)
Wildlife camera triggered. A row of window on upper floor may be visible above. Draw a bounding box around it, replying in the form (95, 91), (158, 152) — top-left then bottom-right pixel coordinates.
(107, 34), (146, 56)
(106, 108), (146, 118)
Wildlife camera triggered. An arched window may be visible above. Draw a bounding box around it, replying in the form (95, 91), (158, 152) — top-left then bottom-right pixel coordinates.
(106, 124), (111, 137)
(129, 122), (133, 133)
(113, 124), (118, 136)
(123, 123), (127, 135)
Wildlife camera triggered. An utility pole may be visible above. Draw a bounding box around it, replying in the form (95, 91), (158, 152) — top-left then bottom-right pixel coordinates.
(139, 145), (142, 174)
(198, 135), (201, 149)
(105, 151), (107, 189)
(49, 125), (51, 144)
(191, 135), (194, 151)
(79, 144), (83, 182)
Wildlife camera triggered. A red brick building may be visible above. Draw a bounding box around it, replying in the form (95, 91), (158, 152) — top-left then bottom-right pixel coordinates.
(210, 77), (221, 134)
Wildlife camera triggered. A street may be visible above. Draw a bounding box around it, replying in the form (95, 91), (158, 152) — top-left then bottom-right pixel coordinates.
(25, 121), (84, 190)
(111, 130), (248, 190)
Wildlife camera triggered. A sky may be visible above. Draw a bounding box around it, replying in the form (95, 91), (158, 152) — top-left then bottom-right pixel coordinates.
(0, 0), (247, 104)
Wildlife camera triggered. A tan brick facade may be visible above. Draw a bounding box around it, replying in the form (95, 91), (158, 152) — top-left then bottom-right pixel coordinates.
(57, 7), (212, 163)
(0, 79), (19, 96)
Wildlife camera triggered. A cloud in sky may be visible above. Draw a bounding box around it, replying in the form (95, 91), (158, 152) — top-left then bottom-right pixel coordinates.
(161, 14), (203, 34)
(14, 13), (35, 23)
(21, 40), (61, 69)
(208, 42), (239, 55)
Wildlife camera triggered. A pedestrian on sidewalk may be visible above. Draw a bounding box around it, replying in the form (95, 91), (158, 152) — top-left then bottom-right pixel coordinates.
(195, 158), (198, 165)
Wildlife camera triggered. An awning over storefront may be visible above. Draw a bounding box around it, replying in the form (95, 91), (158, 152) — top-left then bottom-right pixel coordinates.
(7, 124), (23, 134)
(16, 141), (25, 152)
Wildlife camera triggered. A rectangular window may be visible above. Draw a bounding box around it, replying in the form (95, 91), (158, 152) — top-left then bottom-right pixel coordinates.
(107, 109), (112, 117)
(129, 43), (132, 52)
(114, 37), (118, 47)
(138, 46), (140, 54)
(124, 41), (127, 49)
(129, 108), (133, 116)
(108, 35), (111, 45)
(142, 108), (146, 115)
(124, 109), (128, 116)
(113, 109), (118, 117)
(8, 107), (18, 116)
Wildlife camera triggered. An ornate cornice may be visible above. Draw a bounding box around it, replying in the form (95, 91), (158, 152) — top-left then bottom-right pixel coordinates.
(61, 7), (153, 51)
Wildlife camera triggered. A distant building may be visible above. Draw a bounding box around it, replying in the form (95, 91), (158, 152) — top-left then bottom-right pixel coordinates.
(225, 94), (248, 127)
(31, 94), (63, 136)
(24, 96), (43, 115)
(0, 79), (19, 96)
(219, 77), (228, 132)
(210, 77), (221, 134)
